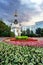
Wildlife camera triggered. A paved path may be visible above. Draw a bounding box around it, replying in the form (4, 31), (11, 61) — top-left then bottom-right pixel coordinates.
(32, 37), (43, 40)
(0, 37), (6, 42)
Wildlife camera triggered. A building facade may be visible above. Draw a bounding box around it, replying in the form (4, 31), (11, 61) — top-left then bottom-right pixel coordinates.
(11, 10), (21, 36)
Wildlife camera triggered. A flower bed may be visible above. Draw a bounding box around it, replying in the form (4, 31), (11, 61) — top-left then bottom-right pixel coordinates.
(7, 40), (43, 47)
(10, 38), (16, 41)
(0, 42), (43, 65)
(3, 37), (43, 47)
(10, 37), (38, 41)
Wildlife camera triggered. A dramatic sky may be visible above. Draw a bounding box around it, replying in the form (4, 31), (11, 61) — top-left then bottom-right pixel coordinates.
(0, 0), (43, 26)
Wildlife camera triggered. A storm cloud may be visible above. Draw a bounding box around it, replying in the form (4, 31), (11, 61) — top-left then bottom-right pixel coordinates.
(0, 0), (43, 25)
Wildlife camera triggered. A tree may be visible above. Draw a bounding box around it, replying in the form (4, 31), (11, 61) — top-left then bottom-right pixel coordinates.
(0, 20), (14, 37)
(41, 28), (43, 37)
(30, 30), (34, 34)
(30, 30), (34, 37)
(26, 28), (30, 36)
(36, 28), (41, 37)
(21, 30), (26, 36)
(10, 31), (15, 37)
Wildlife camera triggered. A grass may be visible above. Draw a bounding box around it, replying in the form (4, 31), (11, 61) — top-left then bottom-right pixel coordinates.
(0, 42), (43, 65)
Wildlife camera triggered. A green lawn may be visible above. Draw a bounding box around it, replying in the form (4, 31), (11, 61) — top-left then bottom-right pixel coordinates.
(0, 42), (43, 65)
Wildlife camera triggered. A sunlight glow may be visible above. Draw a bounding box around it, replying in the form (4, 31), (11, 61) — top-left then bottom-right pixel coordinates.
(31, 0), (42, 5)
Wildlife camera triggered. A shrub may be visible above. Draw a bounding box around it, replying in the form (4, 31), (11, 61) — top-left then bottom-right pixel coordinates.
(16, 36), (28, 40)
(10, 32), (15, 37)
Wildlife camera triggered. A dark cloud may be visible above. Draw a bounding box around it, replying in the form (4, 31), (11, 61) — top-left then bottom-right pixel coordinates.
(0, 0), (43, 24)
